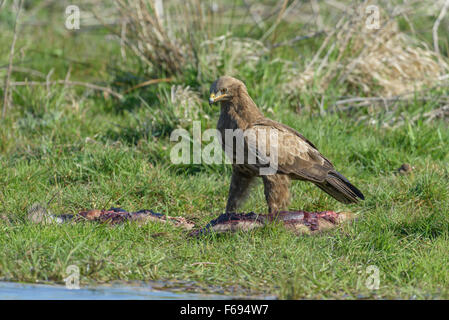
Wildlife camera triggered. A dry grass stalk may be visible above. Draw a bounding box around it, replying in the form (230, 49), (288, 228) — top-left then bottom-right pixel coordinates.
(386, 105), (449, 129)
(432, 0), (449, 56)
(113, 0), (267, 79)
(114, 0), (213, 76)
(10, 80), (124, 99)
(118, 0), (186, 75)
(168, 85), (203, 124)
(198, 33), (269, 80)
(123, 77), (173, 94)
(2, 0), (23, 119)
(285, 2), (449, 98)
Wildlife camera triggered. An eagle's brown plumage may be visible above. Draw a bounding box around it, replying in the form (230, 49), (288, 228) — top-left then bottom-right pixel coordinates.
(209, 76), (364, 214)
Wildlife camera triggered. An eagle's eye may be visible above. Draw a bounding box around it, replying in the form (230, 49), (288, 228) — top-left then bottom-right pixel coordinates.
(221, 88), (228, 94)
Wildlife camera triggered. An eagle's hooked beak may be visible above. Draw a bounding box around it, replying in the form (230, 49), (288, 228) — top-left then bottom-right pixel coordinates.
(209, 92), (227, 105)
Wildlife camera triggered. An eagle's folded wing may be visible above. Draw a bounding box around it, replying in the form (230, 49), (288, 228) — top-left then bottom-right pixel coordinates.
(244, 119), (364, 203)
(244, 119), (332, 182)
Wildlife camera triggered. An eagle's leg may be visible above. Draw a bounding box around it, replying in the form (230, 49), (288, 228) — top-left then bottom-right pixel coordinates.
(225, 168), (255, 214)
(262, 174), (291, 215)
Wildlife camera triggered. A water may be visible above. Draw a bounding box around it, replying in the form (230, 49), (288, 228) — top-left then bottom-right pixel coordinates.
(0, 281), (240, 300)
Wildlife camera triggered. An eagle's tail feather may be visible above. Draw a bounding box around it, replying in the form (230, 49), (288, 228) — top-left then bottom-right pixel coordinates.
(315, 171), (365, 204)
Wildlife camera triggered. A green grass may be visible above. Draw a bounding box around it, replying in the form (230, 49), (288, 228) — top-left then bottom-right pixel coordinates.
(1, 1), (448, 299)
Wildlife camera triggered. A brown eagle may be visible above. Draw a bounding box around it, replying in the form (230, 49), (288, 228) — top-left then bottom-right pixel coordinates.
(209, 76), (364, 214)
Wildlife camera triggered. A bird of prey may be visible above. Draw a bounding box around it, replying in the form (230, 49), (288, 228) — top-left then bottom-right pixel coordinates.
(209, 76), (364, 214)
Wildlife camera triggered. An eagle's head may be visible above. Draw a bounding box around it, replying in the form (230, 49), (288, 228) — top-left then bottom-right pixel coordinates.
(209, 76), (246, 105)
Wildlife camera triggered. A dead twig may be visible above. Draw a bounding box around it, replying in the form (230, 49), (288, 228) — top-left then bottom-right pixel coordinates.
(331, 95), (449, 113)
(411, 105), (449, 123)
(123, 77), (173, 94)
(432, 0), (449, 56)
(9, 80), (124, 100)
(388, 105), (449, 129)
(190, 262), (217, 266)
(260, 0), (299, 42)
(0, 66), (46, 79)
(271, 31), (326, 49)
(2, 0), (23, 118)
(243, 0), (265, 31)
